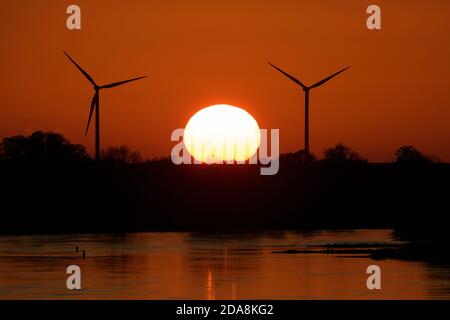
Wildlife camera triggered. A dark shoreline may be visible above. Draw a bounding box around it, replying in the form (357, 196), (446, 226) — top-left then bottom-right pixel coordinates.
(1, 158), (449, 246)
(274, 241), (450, 264)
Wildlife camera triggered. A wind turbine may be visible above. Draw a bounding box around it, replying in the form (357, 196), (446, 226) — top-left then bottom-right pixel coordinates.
(64, 51), (146, 161)
(268, 62), (350, 158)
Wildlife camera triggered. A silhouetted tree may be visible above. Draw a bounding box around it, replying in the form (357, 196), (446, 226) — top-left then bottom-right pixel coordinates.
(0, 135), (28, 160)
(0, 131), (89, 161)
(101, 145), (143, 164)
(322, 143), (366, 163)
(394, 146), (430, 165)
(281, 149), (317, 164)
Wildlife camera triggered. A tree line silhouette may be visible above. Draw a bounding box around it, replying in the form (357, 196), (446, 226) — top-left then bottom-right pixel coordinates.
(0, 131), (434, 165)
(0, 131), (448, 248)
(0, 131), (142, 164)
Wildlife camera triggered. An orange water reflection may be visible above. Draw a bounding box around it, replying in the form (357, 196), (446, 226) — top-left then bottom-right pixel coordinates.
(0, 230), (449, 299)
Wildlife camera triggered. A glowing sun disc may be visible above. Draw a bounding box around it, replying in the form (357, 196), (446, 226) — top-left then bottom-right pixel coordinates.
(183, 104), (261, 163)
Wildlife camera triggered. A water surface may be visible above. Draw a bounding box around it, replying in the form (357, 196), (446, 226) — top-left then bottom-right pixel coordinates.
(1, 230), (449, 299)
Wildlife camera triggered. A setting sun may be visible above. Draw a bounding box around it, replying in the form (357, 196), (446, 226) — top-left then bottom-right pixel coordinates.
(183, 104), (261, 163)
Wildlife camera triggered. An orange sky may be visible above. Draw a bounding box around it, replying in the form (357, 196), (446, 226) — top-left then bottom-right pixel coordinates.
(1, 0), (450, 161)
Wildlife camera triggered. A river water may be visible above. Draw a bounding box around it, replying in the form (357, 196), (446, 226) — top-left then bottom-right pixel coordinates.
(0, 229), (449, 299)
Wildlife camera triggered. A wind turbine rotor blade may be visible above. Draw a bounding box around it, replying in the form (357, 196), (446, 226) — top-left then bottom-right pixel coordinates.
(268, 62), (307, 89)
(310, 66), (350, 89)
(100, 76), (147, 89)
(63, 51), (97, 87)
(85, 92), (98, 137)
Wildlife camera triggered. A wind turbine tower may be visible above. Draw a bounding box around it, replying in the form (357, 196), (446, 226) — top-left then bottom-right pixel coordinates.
(269, 62), (350, 158)
(64, 51), (146, 161)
